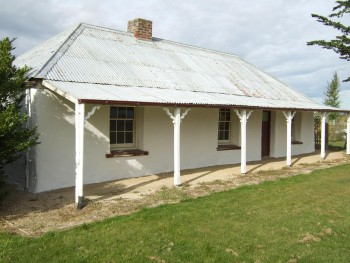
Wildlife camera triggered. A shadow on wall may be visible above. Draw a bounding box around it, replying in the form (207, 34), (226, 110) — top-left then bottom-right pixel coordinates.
(34, 89), (112, 190)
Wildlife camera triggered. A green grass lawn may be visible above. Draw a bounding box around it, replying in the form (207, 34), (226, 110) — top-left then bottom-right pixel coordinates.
(328, 140), (346, 150)
(1, 164), (350, 262)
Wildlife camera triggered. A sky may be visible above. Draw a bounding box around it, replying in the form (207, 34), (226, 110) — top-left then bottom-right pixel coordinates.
(1, 0), (349, 109)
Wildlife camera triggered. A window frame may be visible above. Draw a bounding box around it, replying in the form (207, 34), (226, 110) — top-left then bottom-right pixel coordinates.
(218, 108), (232, 144)
(110, 106), (137, 149)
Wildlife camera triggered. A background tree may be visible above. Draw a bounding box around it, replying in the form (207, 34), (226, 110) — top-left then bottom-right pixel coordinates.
(324, 72), (341, 121)
(307, 0), (350, 81)
(0, 37), (38, 202)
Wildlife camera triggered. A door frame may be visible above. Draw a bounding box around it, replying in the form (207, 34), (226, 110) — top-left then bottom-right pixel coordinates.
(261, 111), (271, 157)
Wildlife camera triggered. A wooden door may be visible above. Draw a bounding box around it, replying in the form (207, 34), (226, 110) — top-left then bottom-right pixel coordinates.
(261, 111), (271, 157)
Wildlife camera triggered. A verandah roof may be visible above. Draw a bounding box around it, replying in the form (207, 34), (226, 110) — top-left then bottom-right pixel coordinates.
(43, 80), (344, 112)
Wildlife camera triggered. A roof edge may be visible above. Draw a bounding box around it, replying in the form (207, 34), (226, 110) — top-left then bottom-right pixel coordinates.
(77, 98), (350, 113)
(34, 23), (87, 79)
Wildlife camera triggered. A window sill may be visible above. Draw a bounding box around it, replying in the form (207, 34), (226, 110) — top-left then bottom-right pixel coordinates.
(106, 149), (149, 158)
(217, 144), (241, 151)
(292, 140), (303, 145)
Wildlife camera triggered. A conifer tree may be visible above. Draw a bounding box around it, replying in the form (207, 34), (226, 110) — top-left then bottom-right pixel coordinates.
(307, 0), (350, 81)
(324, 72), (341, 121)
(0, 37), (38, 201)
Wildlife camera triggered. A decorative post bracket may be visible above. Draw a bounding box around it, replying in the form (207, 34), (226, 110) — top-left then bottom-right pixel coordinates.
(234, 109), (253, 122)
(163, 107), (191, 124)
(282, 111), (296, 121)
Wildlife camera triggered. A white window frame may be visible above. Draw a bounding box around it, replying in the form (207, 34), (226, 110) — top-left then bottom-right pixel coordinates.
(218, 108), (232, 144)
(110, 106), (136, 149)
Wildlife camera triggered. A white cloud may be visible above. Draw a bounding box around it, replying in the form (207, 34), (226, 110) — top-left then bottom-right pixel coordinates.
(340, 90), (350, 110)
(0, 0), (349, 109)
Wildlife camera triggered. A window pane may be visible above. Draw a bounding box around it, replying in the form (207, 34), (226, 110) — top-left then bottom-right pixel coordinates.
(117, 120), (125, 131)
(110, 132), (116, 144)
(223, 131), (229, 140)
(225, 111), (230, 121)
(219, 122), (225, 131)
(117, 132), (125, 144)
(125, 120), (133, 131)
(219, 109), (230, 121)
(218, 131), (225, 141)
(125, 132), (133, 143)
(110, 120), (116, 131)
(118, 107), (127, 118)
(224, 122), (230, 131)
(126, 108), (134, 119)
(110, 107), (118, 118)
(219, 111), (226, 121)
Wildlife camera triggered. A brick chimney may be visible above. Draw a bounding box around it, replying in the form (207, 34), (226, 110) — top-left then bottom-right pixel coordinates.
(127, 18), (152, 40)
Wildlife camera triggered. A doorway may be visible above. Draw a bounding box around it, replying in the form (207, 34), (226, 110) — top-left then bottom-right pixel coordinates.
(261, 111), (271, 157)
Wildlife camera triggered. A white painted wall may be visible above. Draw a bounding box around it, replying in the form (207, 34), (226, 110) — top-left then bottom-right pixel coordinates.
(270, 111), (315, 158)
(33, 88), (76, 192)
(31, 88), (316, 192)
(293, 111), (315, 155)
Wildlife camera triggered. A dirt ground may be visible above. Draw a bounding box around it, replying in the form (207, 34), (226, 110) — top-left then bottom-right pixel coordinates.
(0, 151), (348, 236)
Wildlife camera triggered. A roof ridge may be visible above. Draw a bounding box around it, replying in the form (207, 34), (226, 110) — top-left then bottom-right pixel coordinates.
(153, 37), (240, 59)
(34, 23), (87, 78)
(76, 23), (240, 59)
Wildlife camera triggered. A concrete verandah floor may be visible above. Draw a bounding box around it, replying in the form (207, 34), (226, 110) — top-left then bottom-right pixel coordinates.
(84, 150), (346, 201)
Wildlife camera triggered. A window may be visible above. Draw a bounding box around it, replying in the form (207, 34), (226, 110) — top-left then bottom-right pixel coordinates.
(218, 108), (231, 143)
(291, 112), (303, 144)
(110, 107), (135, 148)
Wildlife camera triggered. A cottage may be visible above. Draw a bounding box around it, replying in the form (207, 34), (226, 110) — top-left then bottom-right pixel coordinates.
(13, 18), (350, 208)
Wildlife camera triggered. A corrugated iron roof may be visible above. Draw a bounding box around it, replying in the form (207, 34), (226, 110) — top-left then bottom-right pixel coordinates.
(14, 25), (78, 77)
(16, 23), (347, 112)
(43, 80), (343, 112)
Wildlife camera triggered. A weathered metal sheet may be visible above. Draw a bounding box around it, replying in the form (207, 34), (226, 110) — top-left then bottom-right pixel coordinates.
(17, 23), (344, 111)
(14, 25), (78, 77)
(43, 80), (341, 112)
(45, 28), (302, 101)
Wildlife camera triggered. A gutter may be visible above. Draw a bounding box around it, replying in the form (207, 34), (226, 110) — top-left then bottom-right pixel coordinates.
(78, 98), (350, 113)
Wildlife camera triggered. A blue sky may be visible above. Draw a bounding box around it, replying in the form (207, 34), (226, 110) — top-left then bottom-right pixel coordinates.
(1, 0), (349, 109)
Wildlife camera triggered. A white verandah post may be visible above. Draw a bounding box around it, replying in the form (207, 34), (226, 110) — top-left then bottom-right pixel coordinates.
(234, 109), (253, 174)
(75, 102), (85, 209)
(173, 108), (181, 186)
(163, 107), (190, 186)
(283, 111), (295, 167)
(320, 112), (328, 159)
(347, 114), (350, 155)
